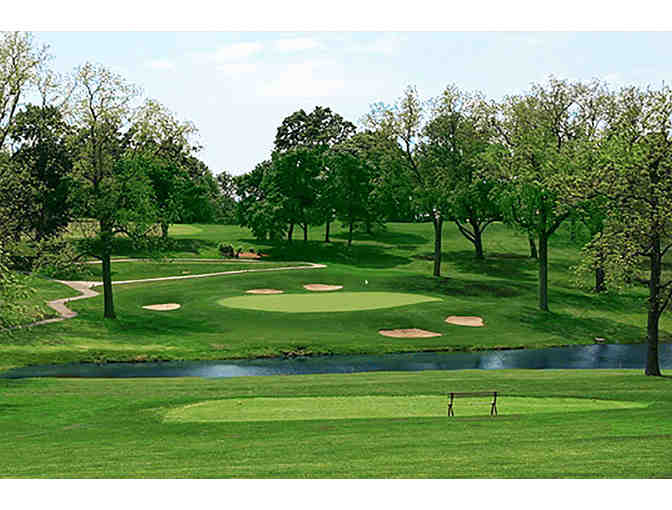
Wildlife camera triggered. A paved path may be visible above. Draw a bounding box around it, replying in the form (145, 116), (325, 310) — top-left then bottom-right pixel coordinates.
(22, 261), (326, 329)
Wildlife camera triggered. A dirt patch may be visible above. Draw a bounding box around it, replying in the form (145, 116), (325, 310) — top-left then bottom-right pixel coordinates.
(378, 328), (442, 338)
(245, 288), (284, 294)
(303, 284), (344, 291)
(239, 252), (264, 259)
(445, 316), (484, 327)
(142, 303), (181, 311)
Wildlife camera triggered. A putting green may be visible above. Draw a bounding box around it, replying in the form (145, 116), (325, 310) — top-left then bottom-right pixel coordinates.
(217, 291), (441, 312)
(164, 396), (647, 423)
(168, 224), (203, 235)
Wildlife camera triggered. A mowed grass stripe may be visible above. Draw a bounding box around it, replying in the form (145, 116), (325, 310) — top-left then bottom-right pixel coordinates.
(164, 395), (647, 423)
(218, 291), (441, 312)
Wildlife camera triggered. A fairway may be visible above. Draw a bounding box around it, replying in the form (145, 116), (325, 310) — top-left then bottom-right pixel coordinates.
(217, 291), (441, 312)
(164, 395), (647, 423)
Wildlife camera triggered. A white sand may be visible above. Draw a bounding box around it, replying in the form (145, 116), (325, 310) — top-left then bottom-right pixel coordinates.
(378, 328), (442, 338)
(445, 316), (484, 327)
(142, 303), (182, 311)
(303, 284), (344, 291)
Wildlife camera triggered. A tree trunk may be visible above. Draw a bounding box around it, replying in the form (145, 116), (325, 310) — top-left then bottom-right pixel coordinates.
(348, 220), (354, 247)
(160, 221), (169, 239)
(528, 234), (538, 259)
(471, 220), (484, 260)
(432, 215), (443, 278)
(538, 233), (549, 312)
(594, 267), (605, 293)
(365, 220), (372, 235)
(287, 223), (294, 243)
(100, 227), (117, 319)
(646, 239), (662, 376)
(325, 219), (330, 243)
(303, 224), (308, 242)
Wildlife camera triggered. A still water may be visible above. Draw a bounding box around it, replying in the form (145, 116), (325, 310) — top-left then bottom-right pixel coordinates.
(2, 343), (671, 379)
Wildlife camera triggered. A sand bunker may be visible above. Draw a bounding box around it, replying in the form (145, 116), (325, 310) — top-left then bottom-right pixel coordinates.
(378, 328), (442, 338)
(142, 303), (181, 311)
(445, 316), (484, 327)
(303, 284), (344, 291)
(245, 288), (284, 295)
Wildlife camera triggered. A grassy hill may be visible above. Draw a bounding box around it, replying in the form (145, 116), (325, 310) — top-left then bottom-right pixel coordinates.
(1, 221), (668, 371)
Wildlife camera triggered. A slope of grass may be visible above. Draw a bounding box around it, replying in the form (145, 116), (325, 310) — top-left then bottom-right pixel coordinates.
(1, 369), (670, 478)
(1, 221), (669, 370)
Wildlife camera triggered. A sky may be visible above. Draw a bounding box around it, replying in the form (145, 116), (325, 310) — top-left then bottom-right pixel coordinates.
(25, 30), (672, 177)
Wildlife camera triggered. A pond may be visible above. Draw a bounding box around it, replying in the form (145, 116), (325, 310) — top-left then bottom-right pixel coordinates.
(2, 343), (671, 379)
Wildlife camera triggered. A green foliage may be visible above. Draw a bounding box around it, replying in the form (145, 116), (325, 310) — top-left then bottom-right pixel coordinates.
(8, 104), (75, 241)
(0, 246), (33, 328)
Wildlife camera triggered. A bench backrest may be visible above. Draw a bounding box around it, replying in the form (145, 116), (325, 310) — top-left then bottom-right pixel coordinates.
(449, 391), (497, 398)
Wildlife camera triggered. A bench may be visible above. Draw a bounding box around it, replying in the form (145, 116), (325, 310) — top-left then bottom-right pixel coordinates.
(447, 391), (498, 417)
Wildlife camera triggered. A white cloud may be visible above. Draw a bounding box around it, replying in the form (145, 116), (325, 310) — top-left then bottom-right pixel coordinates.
(216, 62), (258, 76)
(256, 60), (345, 98)
(273, 37), (321, 52)
(146, 58), (177, 71)
(348, 34), (408, 56)
(213, 42), (264, 61)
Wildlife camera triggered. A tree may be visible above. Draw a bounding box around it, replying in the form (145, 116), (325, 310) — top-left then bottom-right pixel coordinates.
(215, 171), (238, 224)
(67, 62), (156, 319)
(0, 245), (32, 329)
(270, 147), (323, 242)
(0, 32), (50, 148)
(329, 139), (375, 246)
(236, 160), (286, 240)
(365, 85), (452, 277)
(274, 106), (356, 241)
(576, 85), (672, 376)
(420, 85), (501, 259)
(484, 78), (608, 311)
(130, 99), (206, 237)
(8, 104), (74, 241)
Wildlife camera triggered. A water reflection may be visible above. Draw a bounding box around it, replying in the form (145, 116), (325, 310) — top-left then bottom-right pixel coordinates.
(2, 343), (671, 379)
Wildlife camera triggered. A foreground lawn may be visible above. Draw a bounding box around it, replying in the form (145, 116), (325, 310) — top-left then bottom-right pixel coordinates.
(0, 369), (670, 478)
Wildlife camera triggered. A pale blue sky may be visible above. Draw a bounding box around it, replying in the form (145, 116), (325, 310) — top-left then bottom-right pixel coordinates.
(33, 31), (672, 176)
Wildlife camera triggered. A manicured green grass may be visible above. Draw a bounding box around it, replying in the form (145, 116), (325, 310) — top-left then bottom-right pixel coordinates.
(1, 369), (670, 478)
(2, 220), (669, 370)
(165, 395), (646, 423)
(218, 291), (441, 313)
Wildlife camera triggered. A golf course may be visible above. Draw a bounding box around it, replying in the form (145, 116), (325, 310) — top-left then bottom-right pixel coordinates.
(1, 221), (671, 478)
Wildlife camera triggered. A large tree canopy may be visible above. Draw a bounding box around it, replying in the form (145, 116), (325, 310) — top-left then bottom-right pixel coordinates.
(8, 104), (74, 241)
(365, 86), (453, 277)
(68, 62), (156, 319)
(274, 106), (356, 242)
(419, 85), (500, 259)
(484, 78), (609, 311)
(575, 84), (672, 376)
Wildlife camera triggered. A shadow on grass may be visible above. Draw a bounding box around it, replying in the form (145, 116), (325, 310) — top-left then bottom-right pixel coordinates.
(330, 229), (427, 246)
(380, 274), (528, 299)
(518, 306), (648, 343)
(447, 250), (538, 282)
(252, 240), (412, 269)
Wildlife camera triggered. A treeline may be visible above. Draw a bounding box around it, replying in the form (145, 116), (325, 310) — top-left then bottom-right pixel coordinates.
(236, 81), (672, 377)
(0, 32), (235, 322)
